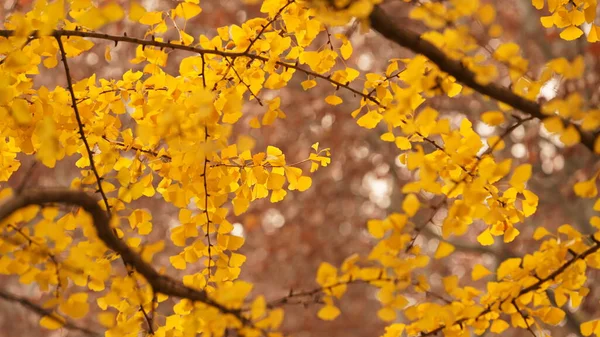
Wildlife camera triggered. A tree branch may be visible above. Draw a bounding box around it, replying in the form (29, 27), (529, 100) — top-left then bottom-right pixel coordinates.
(368, 6), (597, 154)
(0, 189), (253, 327)
(0, 289), (102, 337)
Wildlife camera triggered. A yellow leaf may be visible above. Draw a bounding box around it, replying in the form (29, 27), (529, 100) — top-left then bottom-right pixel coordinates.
(40, 315), (65, 330)
(232, 197), (249, 215)
(301, 79), (317, 90)
(533, 227), (551, 240)
(101, 2), (125, 22)
(477, 4), (496, 25)
(497, 257), (521, 280)
(357, 110), (383, 129)
(574, 177), (598, 198)
(104, 46), (112, 61)
(543, 307), (565, 325)
(382, 324), (405, 337)
(377, 307), (396, 322)
(174, 2), (202, 20)
(434, 241), (454, 259)
(481, 111), (505, 126)
(325, 95), (343, 106)
(249, 117), (261, 128)
(139, 11), (163, 25)
(129, 2), (146, 21)
(340, 41), (352, 60)
(10, 98), (32, 125)
(477, 229), (494, 246)
(98, 312), (115, 328)
(509, 164), (532, 190)
(395, 136), (411, 150)
(560, 125), (580, 146)
(251, 296), (266, 320)
(560, 26), (584, 41)
(490, 319), (509, 333)
(471, 264), (491, 281)
(267, 173), (286, 190)
(317, 305), (340, 320)
(581, 320), (600, 336)
(522, 189), (538, 216)
(227, 235), (245, 250)
(380, 132), (395, 142)
(59, 293), (89, 318)
(543, 116), (564, 133)
(297, 176), (312, 192)
(402, 194), (420, 217)
(170, 254), (186, 270)
(503, 226), (519, 243)
(367, 220), (385, 239)
(74, 7), (107, 30)
(592, 216), (600, 229)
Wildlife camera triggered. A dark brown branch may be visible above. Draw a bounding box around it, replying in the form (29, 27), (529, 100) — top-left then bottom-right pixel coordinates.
(0, 289), (102, 336)
(55, 36), (112, 215)
(368, 6), (597, 154)
(0, 29), (377, 108)
(0, 190), (252, 327)
(244, 0), (294, 53)
(512, 299), (537, 337)
(418, 238), (600, 336)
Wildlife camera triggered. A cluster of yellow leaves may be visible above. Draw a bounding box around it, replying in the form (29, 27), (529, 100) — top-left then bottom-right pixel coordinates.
(533, 0), (599, 41)
(317, 217), (600, 336)
(0, 0), (336, 335)
(2, 0), (600, 337)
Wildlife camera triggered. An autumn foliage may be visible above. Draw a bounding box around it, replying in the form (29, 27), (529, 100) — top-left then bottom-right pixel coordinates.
(1, 0), (600, 337)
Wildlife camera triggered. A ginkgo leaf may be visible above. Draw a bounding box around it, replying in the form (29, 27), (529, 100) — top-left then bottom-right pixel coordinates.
(297, 176), (312, 192)
(503, 226), (519, 243)
(490, 319), (509, 333)
(543, 307), (565, 325)
(560, 26), (584, 41)
(59, 293), (90, 319)
(509, 164), (532, 191)
(40, 315), (65, 330)
(357, 111), (383, 129)
(377, 307), (396, 322)
(10, 98), (32, 125)
(497, 257), (521, 280)
(472, 264), (492, 280)
(174, 2), (202, 20)
(395, 137), (411, 150)
(367, 220), (385, 239)
(317, 305), (340, 320)
(581, 320), (600, 336)
(533, 227), (552, 240)
(301, 79), (317, 90)
(477, 229), (495, 246)
(402, 194), (420, 217)
(325, 95), (343, 106)
(561, 125), (580, 146)
(382, 324), (405, 337)
(434, 241), (454, 259)
(481, 111), (504, 126)
(380, 132), (395, 142)
(574, 177), (598, 198)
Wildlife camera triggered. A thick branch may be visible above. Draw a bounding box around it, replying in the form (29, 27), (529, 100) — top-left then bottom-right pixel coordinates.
(368, 6), (597, 154)
(0, 190), (250, 325)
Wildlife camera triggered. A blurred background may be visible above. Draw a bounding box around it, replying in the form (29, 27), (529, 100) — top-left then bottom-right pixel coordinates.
(1, 0), (599, 337)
